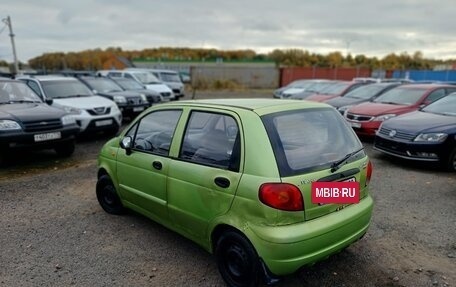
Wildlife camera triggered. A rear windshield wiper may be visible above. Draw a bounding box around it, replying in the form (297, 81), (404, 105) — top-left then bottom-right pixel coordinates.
(331, 147), (364, 173)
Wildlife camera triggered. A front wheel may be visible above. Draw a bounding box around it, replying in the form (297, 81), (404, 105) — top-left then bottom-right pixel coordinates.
(96, 175), (125, 215)
(446, 148), (456, 171)
(54, 140), (75, 157)
(215, 231), (260, 287)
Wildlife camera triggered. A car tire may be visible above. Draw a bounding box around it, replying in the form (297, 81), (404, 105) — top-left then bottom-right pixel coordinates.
(446, 148), (456, 172)
(215, 230), (260, 287)
(96, 175), (125, 215)
(105, 127), (119, 137)
(54, 140), (75, 157)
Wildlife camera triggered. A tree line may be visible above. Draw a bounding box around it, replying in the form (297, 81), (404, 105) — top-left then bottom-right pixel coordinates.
(26, 47), (453, 71)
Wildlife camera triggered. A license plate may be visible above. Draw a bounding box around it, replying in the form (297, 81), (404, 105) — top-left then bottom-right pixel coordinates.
(350, 122), (361, 128)
(133, 107), (144, 112)
(34, 132), (61, 142)
(95, 119), (113, 127)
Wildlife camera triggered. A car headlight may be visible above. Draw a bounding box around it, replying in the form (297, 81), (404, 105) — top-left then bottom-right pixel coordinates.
(61, 115), (76, 126)
(113, 96), (127, 104)
(414, 133), (448, 142)
(0, 120), (21, 130)
(53, 103), (82, 115)
(373, 114), (396, 121)
(139, 94), (147, 101)
(111, 104), (120, 113)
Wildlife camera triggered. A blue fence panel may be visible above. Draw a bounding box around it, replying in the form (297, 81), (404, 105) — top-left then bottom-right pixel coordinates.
(393, 70), (456, 82)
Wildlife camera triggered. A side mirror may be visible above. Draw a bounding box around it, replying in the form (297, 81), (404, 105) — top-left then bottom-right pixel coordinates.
(45, 99), (53, 105)
(120, 136), (133, 155)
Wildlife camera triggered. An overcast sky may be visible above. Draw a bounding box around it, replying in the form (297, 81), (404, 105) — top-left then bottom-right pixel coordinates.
(1, 0), (456, 62)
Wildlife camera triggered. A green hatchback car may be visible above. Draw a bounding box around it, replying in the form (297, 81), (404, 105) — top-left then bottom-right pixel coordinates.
(96, 99), (374, 286)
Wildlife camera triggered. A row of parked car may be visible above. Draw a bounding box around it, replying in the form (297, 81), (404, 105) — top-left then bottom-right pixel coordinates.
(274, 79), (456, 171)
(0, 68), (186, 165)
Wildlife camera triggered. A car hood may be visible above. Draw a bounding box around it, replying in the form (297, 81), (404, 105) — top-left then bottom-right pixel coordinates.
(306, 94), (336, 102)
(53, 95), (115, 109)
(382, 111), (456, 134)
(145, 83), (173, 93)
(326, 97), (367, 108)
(163, 82), (183, 89)
(0, 103), (65, 121)
(348, 102), (417, 116)
(283, 87), (306, 95)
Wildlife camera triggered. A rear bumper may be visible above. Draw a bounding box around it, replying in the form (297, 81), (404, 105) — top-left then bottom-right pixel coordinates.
(247, 195), (373, 276)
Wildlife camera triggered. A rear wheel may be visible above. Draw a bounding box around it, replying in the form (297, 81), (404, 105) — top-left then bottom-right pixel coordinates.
(54, 140), (75, 157)
(96, 175), (125, 214)
(215, 231), (260, 287)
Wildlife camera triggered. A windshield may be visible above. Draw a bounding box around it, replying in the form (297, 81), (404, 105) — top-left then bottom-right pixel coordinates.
(287, 80), (313, 89)
(306, 81), (337, 93)
(160, 72), (181, 82)
(319, 82), (351, 95)
(114, 78), (144, 90)
(41, 80), (93, 99)
(422, 93), (456, 116)
(0, 81), (42, 104)
(134, 72), (161, 85)
(262, 108), (363, 176)
(374, 87), (427, 105)
(345, 84), (390, 99)
(85, 78), (123, 93)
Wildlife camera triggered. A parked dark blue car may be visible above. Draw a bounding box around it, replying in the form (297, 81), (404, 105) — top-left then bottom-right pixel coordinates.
(374, 93), (456, 171)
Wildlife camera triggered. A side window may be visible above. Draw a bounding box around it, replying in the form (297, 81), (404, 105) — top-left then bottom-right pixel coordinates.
(180, 111), (240, 171)
(124, 73), (134, 80)
(26, 81), (42, 98)
(132, 110), (182, 156)
(426, 89), (445, 103)
(107, 72), (121, 77)
(446, 88), (456, 95)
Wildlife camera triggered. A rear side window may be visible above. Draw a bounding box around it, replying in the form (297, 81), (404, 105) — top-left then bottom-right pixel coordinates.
(179, 111), (240, 171)
(262, 108), (364, 176)
(129, 110), (182, 156)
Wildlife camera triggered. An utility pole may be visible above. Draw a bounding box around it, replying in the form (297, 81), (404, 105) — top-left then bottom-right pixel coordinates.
(3, 16), (19, 75)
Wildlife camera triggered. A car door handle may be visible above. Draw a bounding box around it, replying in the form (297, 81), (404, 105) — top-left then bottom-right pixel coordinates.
(152, 161), (162, 170)
(214, 177), (230, 188)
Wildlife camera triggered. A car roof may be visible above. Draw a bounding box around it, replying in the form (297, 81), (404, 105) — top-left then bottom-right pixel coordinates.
(397, 84), (454, 89)
(164, 98), (329, 114)
(19, 75), (80, 82)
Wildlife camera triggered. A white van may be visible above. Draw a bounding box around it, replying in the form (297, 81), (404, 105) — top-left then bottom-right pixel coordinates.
(127, 68), (185, 99)
(100, 70), (175, 101)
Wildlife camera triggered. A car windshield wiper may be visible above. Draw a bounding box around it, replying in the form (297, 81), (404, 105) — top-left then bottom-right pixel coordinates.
(67, 94), (90, 98)
(331, 147), (364, 173)
(7, 100), (39, 103)
(380, 101), (401, 105)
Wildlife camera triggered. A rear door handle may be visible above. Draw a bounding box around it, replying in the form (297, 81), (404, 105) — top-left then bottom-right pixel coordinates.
(152, 161), (162, 170)
(214, 177), (230, 188)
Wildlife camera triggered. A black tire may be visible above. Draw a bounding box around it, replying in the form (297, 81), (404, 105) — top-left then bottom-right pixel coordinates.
(96, 175), (125, 215)
(105, 127), (119, 137)
(54, 140), (75, 157)
(446, 148), (456, 172)
(215, 230), (260, 287)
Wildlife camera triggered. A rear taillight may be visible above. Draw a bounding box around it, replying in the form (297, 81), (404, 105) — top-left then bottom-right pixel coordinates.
(366, 161), (373, 185)
(259, 183), (304, 211)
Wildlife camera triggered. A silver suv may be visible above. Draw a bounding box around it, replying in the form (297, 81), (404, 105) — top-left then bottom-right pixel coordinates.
(18, 75), (122, 135)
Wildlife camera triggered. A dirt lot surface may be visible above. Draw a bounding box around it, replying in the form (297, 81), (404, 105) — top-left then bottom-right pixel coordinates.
(1, 90), (455, 287)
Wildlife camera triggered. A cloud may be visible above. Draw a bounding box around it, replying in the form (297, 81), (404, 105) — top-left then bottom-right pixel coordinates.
(0, 0), (455, 62)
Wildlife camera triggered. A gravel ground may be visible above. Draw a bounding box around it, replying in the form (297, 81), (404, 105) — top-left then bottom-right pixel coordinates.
(0, 90), (455, 287)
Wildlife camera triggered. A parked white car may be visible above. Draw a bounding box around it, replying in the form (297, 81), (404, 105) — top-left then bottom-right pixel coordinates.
(128, 68), (185, 99)
(17, 75), (122, 135)
(99, 70), (174, 101)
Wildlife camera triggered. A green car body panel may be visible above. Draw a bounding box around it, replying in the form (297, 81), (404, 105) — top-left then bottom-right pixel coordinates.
(97, 99), (374, 277)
